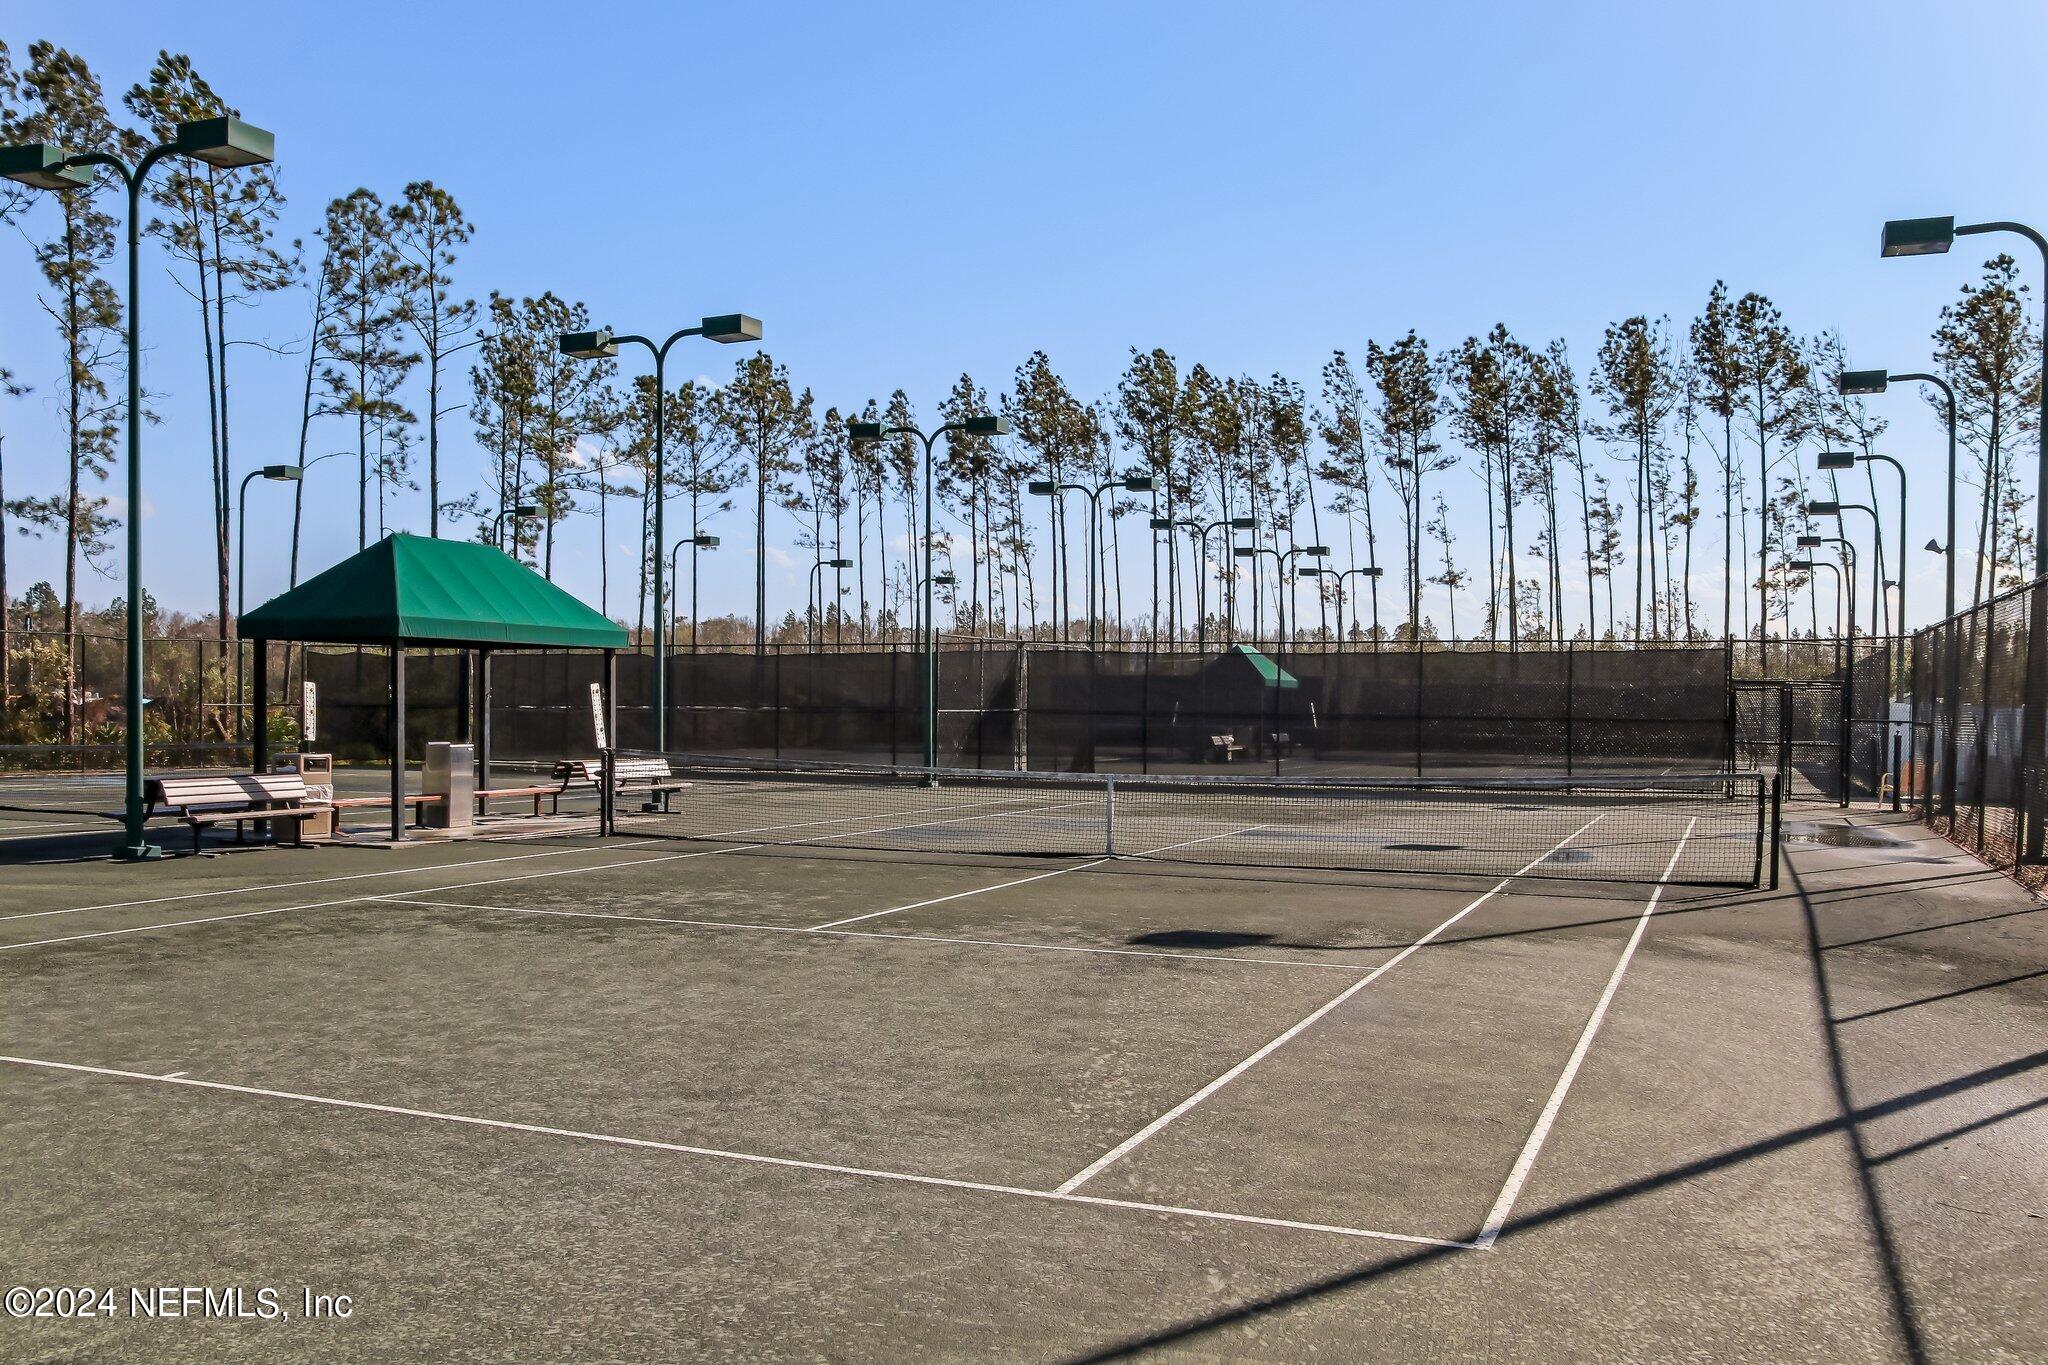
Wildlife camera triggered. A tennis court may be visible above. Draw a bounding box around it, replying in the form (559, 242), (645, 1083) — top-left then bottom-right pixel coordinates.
(2, 763), (2041, 1359)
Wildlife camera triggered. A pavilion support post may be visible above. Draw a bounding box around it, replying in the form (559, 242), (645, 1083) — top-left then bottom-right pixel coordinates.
(252, 639), (270, 773)
(390, 644), (406, 844)
(477, 648), (493, 800)
(455, 648), (472, 744)
(603, 648), (618, 750)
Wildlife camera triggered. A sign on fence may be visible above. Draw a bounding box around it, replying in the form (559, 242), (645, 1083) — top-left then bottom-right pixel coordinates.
(589, 681), (608, 749)
(302, 681), (318, 743)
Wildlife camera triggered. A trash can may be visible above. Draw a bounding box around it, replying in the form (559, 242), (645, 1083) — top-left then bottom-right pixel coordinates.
(423, 742), (475, 830)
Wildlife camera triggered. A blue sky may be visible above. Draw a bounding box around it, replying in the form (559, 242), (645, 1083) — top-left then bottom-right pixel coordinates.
(3, 0), (2045, 634)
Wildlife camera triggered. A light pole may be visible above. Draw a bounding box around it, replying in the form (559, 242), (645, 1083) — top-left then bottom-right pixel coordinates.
(1233, 543), (1329, 645)
(808, 554), (854, 648)
(492, 503), (540, 547)
(234, 465), (302, 748)
(1150, 515), (1255, 651)
(1880, 216), (2047, 582)
(1806, 500), (1884, 638)
(1793, 554), (1852, 805)
(562, 315), (762, 752)
(850, 415), (1010, 771)
(1031, 472), (1157, 651)
(1301, 565), (1384, 645)
(667, 533), (719, 646)
(4, 117), (277, 861)
(1818, 446), (1909, 637)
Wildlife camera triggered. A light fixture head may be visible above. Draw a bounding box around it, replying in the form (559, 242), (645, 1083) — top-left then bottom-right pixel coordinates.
(1148, 516), (1173, 530)
(512, 503), (540, 517)
(847, 421), (885, 442)
(697, 534), (721, 549)
(1296, 565), (1326, 576)
(1229, 516), (1256, 530)
(1789, 558), (1817, 570)
(174, 115), (274, 169)
(559, 329), (618, 360)
(1837, 369), (1890, 396)
(0, 143), (94, 190)
(1925, 538), (1946, 554)
(827, 558), (853, 569)
(699, 313), (762, 344)
(262, 464), (302, 481)
(1362, 566), (1384, 577)
(1816, 451), (1858, 470)
(1233, 546), (1258, 558)
(1121, 474), (1157, 493)
(1881, 215), (1955, 258)
(1806, 500), (1842, 516)
(1303, 545), (1330, 556)
(1028, 480), (1057, 496)
(1797, 534), (1825, 548)
(960, 415), (1011, 437)
(933, 572), (957, 587)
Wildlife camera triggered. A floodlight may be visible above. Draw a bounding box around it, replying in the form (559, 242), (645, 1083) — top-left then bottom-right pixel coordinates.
(1233, 547), (1258, 558)
(1807, 500), (1841, 516)
(1303, 545), (1330, 556)
(827, 558), (853, 569)
(1881, 216), (1955, 257)
(173, 116), (274, 169)
(1148, 516), (1173, 530)
(1028, 480), (1057, 496)
(559, 329), (618, 360)
(694, 533), (720, 548)
(1790, 558), (1817, 570)
(261, 464), (302, 481)
(699, 313), (762, 343)
(961, 415), (1011, 437)
(1122, 474), (1157, 493)
(1837, 369), (1889, 396)
(847, 421), (886, 442)
(1361, 566), (1384, 577)
(1798, 534), (1825, 548)
(1229, 516), (1256, 530)
(1817, 451), (1857, 470)
(0, 143), (93, 190)
(1926, 539), (1946, 554)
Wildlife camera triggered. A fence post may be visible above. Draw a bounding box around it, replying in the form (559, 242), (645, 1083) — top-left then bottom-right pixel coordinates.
(2022, 580), (2048, 864)
(1768, 772), (1783, 891)
(1564, 641), (1575, 778)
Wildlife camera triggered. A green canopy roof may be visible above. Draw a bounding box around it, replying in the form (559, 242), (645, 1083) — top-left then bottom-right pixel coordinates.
(239, 534), (629, 649)
(1229, 644), (1299, 689)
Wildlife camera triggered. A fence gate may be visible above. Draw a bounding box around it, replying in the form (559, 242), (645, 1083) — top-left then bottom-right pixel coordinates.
(1734, 679), (1845, 805)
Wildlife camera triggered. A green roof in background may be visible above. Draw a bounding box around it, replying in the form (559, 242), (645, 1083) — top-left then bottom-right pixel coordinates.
(239, 534), (629, 649)
(1229, 644), (1300, 688)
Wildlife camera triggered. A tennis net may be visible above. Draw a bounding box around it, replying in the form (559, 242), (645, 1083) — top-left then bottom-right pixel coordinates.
(602, 750), (1778, 886)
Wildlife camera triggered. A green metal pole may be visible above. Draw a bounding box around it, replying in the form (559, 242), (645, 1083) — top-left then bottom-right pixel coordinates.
(924, 428), (940, 771)
(121, 163), (156, 858)
(651, 345), (666, 752)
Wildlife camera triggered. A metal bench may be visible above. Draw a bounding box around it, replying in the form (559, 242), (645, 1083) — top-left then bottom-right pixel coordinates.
(556, 756), (691, 811)
(1204, 733), (1247, 763)
(329, 792), (447, 828)
(144, 772), (319, 852)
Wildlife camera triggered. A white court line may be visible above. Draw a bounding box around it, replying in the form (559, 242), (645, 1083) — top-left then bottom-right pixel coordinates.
(0, 837), (664, 925)
(0, 823), (111, 842)
(1122, 823), (1271, 858)
(0, 798), (1111, 953)
(806, 859), (1109, 931)
(616, 787), (1061, 841)
(1053, 814), (1607, 1196)
(798, 818), (1261, 933)
(1473, 818), (1696, 1250)
(0, 1054), (1471, 1250)
(384, 895), (1372, 973)
(0, 843), (765, 952)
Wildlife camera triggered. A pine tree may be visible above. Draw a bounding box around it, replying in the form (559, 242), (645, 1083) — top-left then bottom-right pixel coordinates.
(1730, 293), (1810, 639)
(388, 181), (477, 538)
(1689, 283), (1744, 640)
(319, 189), (416, 549)
(124, 52), (290, 653)
(1114, 348), (1191, 642)
(16, 43), (126, 741)
(1005, 353), (1093, 640)
(1931, 255), (2040, 607)
(1363, 333), (1444, 636)
(709, 352), (809, 651)
(1314, 350), (1381, 643)
(1592, 316), (1677, 638)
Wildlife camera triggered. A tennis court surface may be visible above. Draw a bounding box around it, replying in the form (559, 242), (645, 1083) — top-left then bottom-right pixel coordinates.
(1, 773), (2042, 1358)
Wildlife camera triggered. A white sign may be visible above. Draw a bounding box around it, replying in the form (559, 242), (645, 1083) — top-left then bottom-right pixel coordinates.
(302, 681), (318, 743)
(589, 682), (609, 750)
